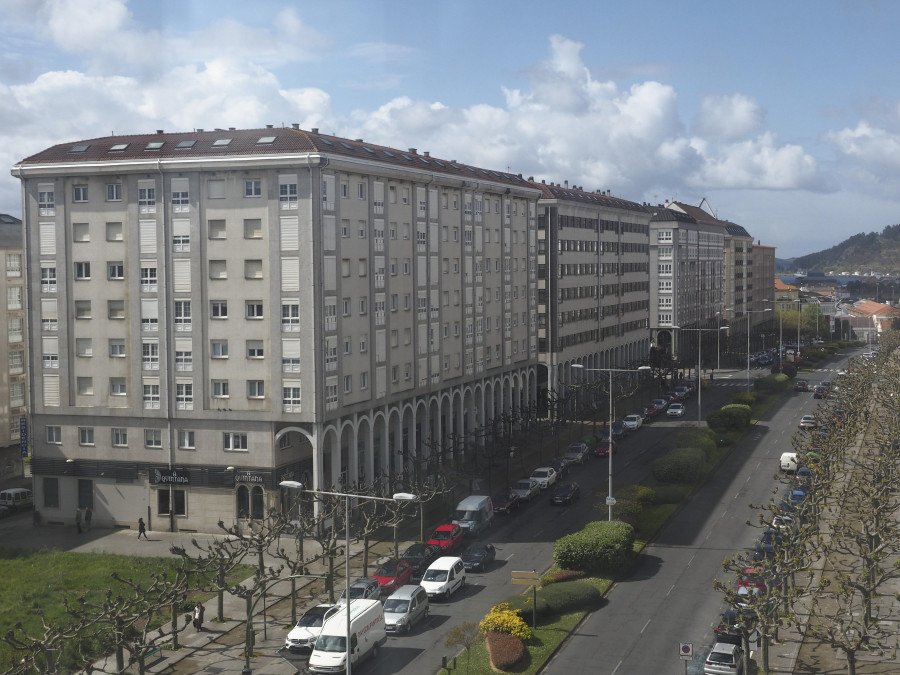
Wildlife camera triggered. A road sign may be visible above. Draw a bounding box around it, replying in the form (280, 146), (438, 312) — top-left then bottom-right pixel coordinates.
(605, 496), (616, 506)
(680, 642), (693, 660)
(511, 570), (540, 586)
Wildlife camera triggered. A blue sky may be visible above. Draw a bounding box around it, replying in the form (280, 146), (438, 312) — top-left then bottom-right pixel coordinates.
(3, 0), (900, 260)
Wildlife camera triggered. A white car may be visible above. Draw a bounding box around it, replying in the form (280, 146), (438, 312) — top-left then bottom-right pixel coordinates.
(511, 478), (540, 502)
(284, 604), (338, 652)
(799, 415), (817, 430)
(623, 414), (643, 430)
(667, 403), (685, 417)
(530, 467), (558, 490)
(563, 443), (590, 464)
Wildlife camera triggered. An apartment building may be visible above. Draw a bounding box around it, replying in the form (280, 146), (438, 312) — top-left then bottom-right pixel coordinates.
(13, 127), (540, 532)
(533, 182), (651, 392)
(1, 214), (27, 484)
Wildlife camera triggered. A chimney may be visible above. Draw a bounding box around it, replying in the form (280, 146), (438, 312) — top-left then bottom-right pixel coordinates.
(266, 124), (274, 129)
(196, 128), (203, 132)
(292, 123), (300, 129)
(156, 130), (164, 134)
(424, 151), (430, 157)
(564, 180), (569, 188)
(409, 148), (417, 154)
(311, 128), (319, 134)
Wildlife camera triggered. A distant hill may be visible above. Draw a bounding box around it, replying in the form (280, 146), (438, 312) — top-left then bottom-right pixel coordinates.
(791, 224), (900, 275)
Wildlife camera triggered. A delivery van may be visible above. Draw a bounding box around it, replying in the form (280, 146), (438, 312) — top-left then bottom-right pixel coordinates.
(420, 556), (466, 601)
(0, 488), (33, 511)
(308, 598), (386, 673)
(451, 495), (493, 535)
(780, 452), (798, 472)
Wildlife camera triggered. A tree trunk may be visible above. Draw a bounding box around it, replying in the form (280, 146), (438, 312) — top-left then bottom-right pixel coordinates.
(172, 601), (179, 650)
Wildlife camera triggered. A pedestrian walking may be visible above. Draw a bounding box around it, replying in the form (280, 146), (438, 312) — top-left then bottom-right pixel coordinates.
(192, 602), (205, 631)
(137, 517), (148, 540)
(85, 507), (92, 531)
(75, 508), (82, 534)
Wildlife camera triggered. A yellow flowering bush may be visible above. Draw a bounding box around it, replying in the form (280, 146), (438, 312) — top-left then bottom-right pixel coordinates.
(479, 602), (533, 641)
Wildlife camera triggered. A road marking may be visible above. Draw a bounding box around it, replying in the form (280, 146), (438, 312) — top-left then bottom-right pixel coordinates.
(504, 553), (515, 561)
(687, 554), (695, 567)
(640, 618), (652, 634)
(611, 660), (623, 675)
(666, 584), (675, 597)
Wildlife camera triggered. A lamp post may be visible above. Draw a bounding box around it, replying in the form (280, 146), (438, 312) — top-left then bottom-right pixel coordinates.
(571, 364), (650, 520)
(726, 308), (771, 391)
(278, 481), (416, 675)
(674, 327), (729, 426)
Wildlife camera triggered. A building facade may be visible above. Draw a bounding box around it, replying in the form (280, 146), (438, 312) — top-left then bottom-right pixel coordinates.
(1, 214), (27, 483)
(14, 127), (540, 532)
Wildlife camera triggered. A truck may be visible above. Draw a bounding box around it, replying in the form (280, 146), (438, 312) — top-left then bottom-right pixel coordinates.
(307, 598), (386, 673)
(451, 495), (493, 535)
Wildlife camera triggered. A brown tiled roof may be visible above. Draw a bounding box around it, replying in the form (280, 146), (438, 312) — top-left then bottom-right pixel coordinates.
(529, 181), (648, 213)
(15, 126), (537, 191)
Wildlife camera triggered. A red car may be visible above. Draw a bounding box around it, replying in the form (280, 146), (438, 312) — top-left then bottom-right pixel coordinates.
(372, 558), (413, 594)
(642, 404), (660, 419)
(737, 566), (767, 593)
(428, 524), (464, 552)
(594, 438), (616, 457)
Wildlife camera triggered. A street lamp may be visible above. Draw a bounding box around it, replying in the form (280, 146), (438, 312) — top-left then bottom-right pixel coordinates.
(571, 364), (651, 520)
(674, 326), (729, 427)
(726, 308), (771, 391)
(278, 481), (416, 675)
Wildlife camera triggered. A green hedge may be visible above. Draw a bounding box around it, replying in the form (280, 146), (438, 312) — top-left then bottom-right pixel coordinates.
(552, 520), (635, 574)
(731, 391), (758, 406)
(651, 447), (705, 484)
(707, 404), (752, 433)
(653, 484), (692, 504)
(674, 428), (717, 455)
(755, 373), (790, 393)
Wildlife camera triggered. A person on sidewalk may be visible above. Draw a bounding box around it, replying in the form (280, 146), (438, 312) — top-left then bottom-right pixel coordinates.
(75, 508), (82, 534)
(85, 507), (92, 531)
(192, 602), (205, 632)
(137, 517), (148, 540)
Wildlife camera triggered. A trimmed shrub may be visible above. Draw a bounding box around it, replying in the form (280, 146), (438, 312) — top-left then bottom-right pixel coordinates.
(617, 484), (656, 505)
(539, 580), (604, 613)
(552, 520), (635, 574)
(480, 602), (533, 641)
(506, 591), (551, 619)
(653, 484), (691, 504)
(721, 404), (752, 428)
(674, 428), (717, 455)
(781, 362), (798, 378)
(651, 447), (705, 484)
(707, 405), (751, 433)
(731, 391), (757, 406)
(486, 631), (525, 671)
(540, 569), (587, 586)
(755, 373), (790, 394)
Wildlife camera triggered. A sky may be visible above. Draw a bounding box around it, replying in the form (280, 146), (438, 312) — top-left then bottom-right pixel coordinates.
(2, 0), (900, 258)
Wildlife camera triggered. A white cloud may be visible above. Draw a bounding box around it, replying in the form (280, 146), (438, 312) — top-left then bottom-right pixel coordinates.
(693, 93), (765, 140)
(826, 120), (900, 169)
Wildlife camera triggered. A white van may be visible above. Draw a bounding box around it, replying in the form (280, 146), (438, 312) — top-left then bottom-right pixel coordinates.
(780, 452), (798, 472)
(0, 488), (33, 511)
(452, 495), (493, 535)
(308, 598), (386, 674)
(420, 556), (466, 601)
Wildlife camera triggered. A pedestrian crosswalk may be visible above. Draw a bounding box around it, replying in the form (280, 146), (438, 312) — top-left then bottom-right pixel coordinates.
(711, 367), (846, 386)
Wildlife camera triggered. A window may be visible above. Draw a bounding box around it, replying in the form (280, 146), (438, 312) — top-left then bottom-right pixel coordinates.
(39, 188), (55, 215)
(75, 338), (92, 357)
(212, 380), (229, 398)
(211, 301), (228, 318)
(340, 182), (349, 198)
(75, 300), (91, 319)
(279, 181), (298, 209)
(342, 298), (351, 316)
(360, 334), (368, 352)
(176, 382), (193, 409)
(79, 427), (95, 445)
(358, 183), (367, 199)
(158, 488), (186, 516)
(76, 377), (93, 395)
(211, 340), (229, 358)
(47, 426), (62, 443)
(246, 301), (264, 319)
(172, 188), (189, 211)
(142, 342), (159, 370)
(359, 298), (367, 314)
(110, 378), (126, 396)
(72, 222), (89, 242)
(343, 375), (352, 393)
(8, 316), (22, 342)
(106, 183), (122, 201)
(138, 264), (158, 292)
(247, 341), (264, 358)
(244, 218), (262, 239)
(248, 380), (265, 399)
(175, 343), (192, 371)
(244, 179), (262, 197)
(112, 428), (128, 447)
(178, 430), (195, 450)
(174, 300), (191, 331)
(360, 371), (369, 390)
(9, 350), (24, 374)
(209, 260), (227, 279)
(108, 262), (124, 280)
(7, 285), (22, 310)
(74, 262), (91, 279)
(109, 339), (125, 358)
(73, 185), (88, 202)
(105, 221), (123, 241)
(108, 300), (125, 319)
(7, 253), (22, 277)
(208, 219), (226, 239)
(281, 302), (300, 330)
(40, 265), (56, 292)
(142, 382), (160, 408)
(145, 429), (162, 448)
(282, 384), (301, 412)
(343, 337), (352, 355)
(244, 260), (263, 279)
(138, 186), (156, 213)
(224, 432), (248, 451)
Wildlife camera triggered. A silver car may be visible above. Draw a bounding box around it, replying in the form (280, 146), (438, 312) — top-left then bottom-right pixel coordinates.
(383, 584), (429, 634)
(704, 642), (744, 674)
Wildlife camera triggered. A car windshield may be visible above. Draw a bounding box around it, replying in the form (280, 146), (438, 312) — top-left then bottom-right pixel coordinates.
(403, 546), (427, 560)
(297, 609), (329, 627)
(532, 470), (548, 478)
(314, 635), (346, 653)
(432, 530), (453, 541)
(453, 509), (478, 520)
(375, 561), (398, 576)
(557, 484), (573, 493)
(708, 651), (734, 664)
(423, 569), (448, 582)
(516, 481), (531, 489)
(383, 599), (409, 613)
(341, 585), (370, 599)
(464, 546), (486, 556)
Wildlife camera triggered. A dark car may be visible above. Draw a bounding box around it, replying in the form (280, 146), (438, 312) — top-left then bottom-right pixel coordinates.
(550, 482), (581, 505)
(492, 492), (521, 515)
(551, 457), (569, 478)
(794, 379), (808, 392)
(461, 543), (496, 572)
(611, 421), (626, 439)
(813, 385), (827, 399)
(401, 542), (442, 579)
(754, 529), (784, 560)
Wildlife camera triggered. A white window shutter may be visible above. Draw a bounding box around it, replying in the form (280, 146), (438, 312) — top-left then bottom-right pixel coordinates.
(43, 374), (60, 406)
(140, 220), (158, 254)
(281, 257), (300, 292)
(39, 223), (56, 255)
(173, 259), (191, 292)
(280, 215), (299, 251)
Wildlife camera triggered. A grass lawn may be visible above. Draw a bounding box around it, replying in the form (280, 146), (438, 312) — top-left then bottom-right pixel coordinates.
(0, 548), (253, 669)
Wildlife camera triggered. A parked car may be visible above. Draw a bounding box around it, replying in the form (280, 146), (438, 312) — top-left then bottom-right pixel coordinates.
(550, 457), (569, 478)
(754, 529), (784, 560)
(704, 642), (745, 674)
(284, 604), (338, 652)
(623, 414), (643, 431)
(667, 390), (684, 402)
(594, 437), (616, 457)
(737, 566), (767, 593)
(372, 558), (413, 594)
(461, 543), (496, 572)
(651, 398), (669, 411)
(419, 556), (466, 601)
(772, 513), (796, 531)
(530, 467), (558, 490)
(492, 492), (521, 515)
(674, 385), (691, 399)
(563, 442), (590, 464)
(667, 402), (686, 417)
(799, 415), (817, 430)
(427, 524), (464, 553)
(642, 403), (660, 419)
(794, 379), (809, 392)
(336, 577), (382, 606)
(401, 543), (442, 580)
(550, 482), (581, 505)
(611, 421), (627, 439)
(383, 585), (429, 634)
(511, 478), (540, 503)
(813, 385), (827, 399)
